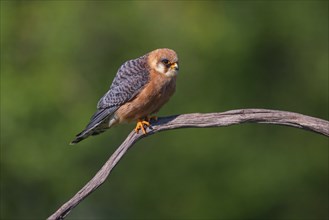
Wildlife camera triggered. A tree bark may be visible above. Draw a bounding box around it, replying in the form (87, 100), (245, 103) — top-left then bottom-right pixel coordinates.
(48, 109), (329, 220)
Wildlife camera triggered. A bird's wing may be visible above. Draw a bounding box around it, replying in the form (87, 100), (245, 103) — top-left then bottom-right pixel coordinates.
(81, 107), (117, 134)
(97, 55), (150, 109)
(72, 56), (150, 143)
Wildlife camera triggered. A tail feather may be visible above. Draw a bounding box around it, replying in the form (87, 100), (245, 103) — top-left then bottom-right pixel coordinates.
(70, 127), (108, 145)
(70, 107), (118, 145)
(70, 135), (85, 145)
(70, 128), (92, 145)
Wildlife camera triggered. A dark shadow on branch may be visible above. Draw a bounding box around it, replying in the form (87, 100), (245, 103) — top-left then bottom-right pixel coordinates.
(48, 109), (329, 220)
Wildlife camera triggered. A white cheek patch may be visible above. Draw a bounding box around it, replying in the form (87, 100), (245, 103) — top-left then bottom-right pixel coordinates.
(155, 63), (166, 74)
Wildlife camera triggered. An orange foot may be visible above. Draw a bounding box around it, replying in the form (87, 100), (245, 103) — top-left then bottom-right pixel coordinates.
(135, 119), (150, 134)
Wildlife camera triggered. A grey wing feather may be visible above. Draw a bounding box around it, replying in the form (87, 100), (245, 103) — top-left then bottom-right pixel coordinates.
(97, 55), (149, 109)
(84, 106), (117, 133)
(71, 55), (150, 144)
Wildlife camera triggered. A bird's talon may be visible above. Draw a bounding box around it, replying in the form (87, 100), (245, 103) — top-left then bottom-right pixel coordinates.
(135, 119), (150, 134)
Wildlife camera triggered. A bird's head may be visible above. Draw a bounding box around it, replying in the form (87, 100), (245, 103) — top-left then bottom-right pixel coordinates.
(148, 48), (179, 78)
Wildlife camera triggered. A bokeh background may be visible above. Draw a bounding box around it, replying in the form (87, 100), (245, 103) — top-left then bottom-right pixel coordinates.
(1, 1), (328, 220)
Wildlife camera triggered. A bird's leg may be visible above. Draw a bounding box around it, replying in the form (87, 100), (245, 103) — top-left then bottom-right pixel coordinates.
(134, 118), (150, 134)
(134, 116), (158, 134)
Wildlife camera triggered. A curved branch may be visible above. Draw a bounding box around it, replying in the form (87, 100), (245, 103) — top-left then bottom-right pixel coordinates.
(48, 109), (329, 220)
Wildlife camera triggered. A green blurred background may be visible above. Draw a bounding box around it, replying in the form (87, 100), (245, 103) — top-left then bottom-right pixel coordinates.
(1, 1), (328, 220)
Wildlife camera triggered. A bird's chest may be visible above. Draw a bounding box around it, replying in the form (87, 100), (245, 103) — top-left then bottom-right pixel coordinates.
(144, 76), (176, 107)
(117, 74), (176, 121)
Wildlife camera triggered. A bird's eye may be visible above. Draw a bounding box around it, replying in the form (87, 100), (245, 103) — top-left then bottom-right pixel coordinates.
(161, 59), (169, 65)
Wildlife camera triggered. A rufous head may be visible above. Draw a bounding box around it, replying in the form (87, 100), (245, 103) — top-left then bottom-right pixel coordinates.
(147, 48), (179, 77)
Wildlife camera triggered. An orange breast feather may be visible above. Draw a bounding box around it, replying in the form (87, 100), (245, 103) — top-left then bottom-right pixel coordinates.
(116, 69), (176, 122)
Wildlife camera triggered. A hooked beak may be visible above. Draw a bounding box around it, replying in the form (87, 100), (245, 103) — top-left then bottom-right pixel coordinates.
(170, 62), (179, 71)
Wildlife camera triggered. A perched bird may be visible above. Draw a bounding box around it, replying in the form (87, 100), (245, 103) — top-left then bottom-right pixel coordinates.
(70, 48), (179, 144)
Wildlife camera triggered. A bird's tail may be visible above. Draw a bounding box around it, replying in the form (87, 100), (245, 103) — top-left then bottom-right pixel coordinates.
(69, 108), (118, 145)
(70, 127), (108, 145)
(70, 131), (88, 145)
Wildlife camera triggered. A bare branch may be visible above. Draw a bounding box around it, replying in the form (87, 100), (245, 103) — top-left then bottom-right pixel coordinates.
(48, 109), (329, 220)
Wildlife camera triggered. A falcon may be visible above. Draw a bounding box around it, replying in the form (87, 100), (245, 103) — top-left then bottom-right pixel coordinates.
(70, 48), (179, 144)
